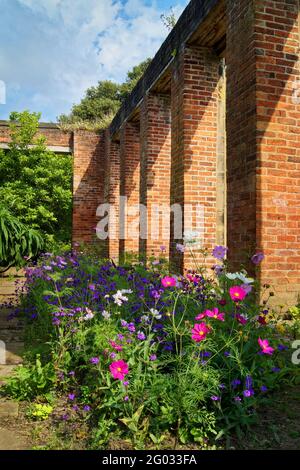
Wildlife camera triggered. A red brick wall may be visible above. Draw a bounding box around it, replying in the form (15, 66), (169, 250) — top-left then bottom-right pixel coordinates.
(0, 122), (72, 147)
(72, 130), (105, 246)
(227, 0), (300, 305)
(104, 130), (120, 260)
(170, 45), (220, 272)
(140, 92), (171, 258)
(119, 121), (140, 257)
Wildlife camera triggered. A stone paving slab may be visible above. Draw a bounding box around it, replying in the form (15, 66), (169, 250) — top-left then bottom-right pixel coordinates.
(0, 428), (28, 450)
(0, 401), (19, 418)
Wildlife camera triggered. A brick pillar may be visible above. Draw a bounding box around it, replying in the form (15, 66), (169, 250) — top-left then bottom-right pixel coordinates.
(226, 0), (300, 305)
(119, 121), (140, 258)
(103, 131), (120, 261)
(170, 45), (220, 272)
(72, 130), (105, 245)
(140, 92), (171, 258)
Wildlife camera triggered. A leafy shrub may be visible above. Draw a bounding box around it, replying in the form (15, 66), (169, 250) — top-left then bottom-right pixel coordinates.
(0, 204), (44, 271)
(0, 111), (72, 249)
(7, 246), (297, 448)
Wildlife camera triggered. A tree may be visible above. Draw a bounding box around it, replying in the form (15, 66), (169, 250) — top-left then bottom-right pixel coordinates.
(161, 7), (177, 31)
(0, 111), (72, 250)
(59, 58), (151, 127)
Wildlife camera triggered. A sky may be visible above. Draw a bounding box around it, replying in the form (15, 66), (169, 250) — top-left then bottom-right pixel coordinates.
(0, 0), (189, 122)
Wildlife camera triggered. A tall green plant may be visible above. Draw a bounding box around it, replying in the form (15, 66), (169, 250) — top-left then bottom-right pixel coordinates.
(0, 205), (44, 272)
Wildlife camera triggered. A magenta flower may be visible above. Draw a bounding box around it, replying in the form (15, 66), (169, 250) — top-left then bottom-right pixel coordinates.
(236, 314), (248, 325)
(191, 322), (210, 342)
(258, 338), (275, 355)
(251, 252), (264, 265)
(161, 276), (177, 288)
(229, 285), (247, 302)
(109, 340), (123, 352)
(109, 360), (129, 381)
(195, 312), (206, 321)
(212, 245), (228, 260)
(205, 307), (225, 322)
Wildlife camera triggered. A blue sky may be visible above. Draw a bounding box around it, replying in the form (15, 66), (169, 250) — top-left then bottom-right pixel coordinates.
(0, 0), (189, 122)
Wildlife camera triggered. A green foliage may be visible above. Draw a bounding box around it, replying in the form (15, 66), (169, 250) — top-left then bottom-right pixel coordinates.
(0, 111), (72, 250)
(4, 355), (56, 400)
(59, 59), (151, 127)
(0, 204), (44, 270)
(160, 7), (177, 31)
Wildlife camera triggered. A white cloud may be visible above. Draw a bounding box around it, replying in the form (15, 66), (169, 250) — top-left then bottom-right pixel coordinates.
(0, 0), (189, 121)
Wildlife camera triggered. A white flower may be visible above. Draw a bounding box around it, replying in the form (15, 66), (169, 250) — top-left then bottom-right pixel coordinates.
(141, 315), (149, 323)
(102, 310), (111, 320)
(112, 289), (131, 306)
(150, 308), (162, 319)
(83, 308), (94, 321)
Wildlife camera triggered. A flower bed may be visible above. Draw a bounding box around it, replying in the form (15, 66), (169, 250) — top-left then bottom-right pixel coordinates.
(4, 247), (297, 449)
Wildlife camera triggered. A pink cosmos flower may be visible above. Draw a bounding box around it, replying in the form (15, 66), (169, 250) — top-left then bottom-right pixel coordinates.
(161, 276), (177, 288)
(258, 338), (275, 355)
(195, 312), (206, 321)
(205, 307), (225, 322)
(191, 323), (210, 342)
(109, 360), (129, 381)
(229, 286), (247, 302)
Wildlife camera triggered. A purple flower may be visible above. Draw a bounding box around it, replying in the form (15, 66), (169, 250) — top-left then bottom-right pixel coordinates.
(243, 389), (254, 398)
(231, 379), (241, 388)
(88, 284), (96, 291)
(272, 367), (281, 373)
(160, 245), (166, 252)
(150, 354), (157, 361)
(127, 322), (136, 333)
(150, 289), (161, 300)
(72, 405), (79, 411)
(121, 320), (128, 327)
(137, 331), (146, 341)
(219, 383), (226, 390)
(61, 414), (69, 421)
(213, 265), (224, 276)
(234, 396), (242, 402)
(123, 381), (129, 387)
(278, 344), (288, 352)
(224, 351), (230, 357)
(260, 385), (268, 392)
(251, 252), (264, 265)
(245, 375), (253, 390)
(124, 396), (129, 402)
(176, 243), (185, 253)
(68, 393), (75, 401)
(211, 395), (220, 401)
(110, 352), (116, 359)
(83, 405), (91, 412)
(212, 245), (228, 260)
(90, 357), (99, 365)
(241, 284), (252, 295)
(117, 334), (124, 341)
(68, 371), (75, 376)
